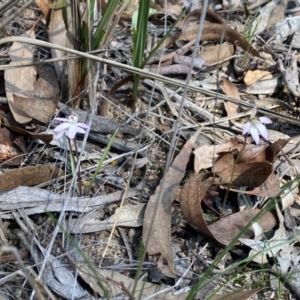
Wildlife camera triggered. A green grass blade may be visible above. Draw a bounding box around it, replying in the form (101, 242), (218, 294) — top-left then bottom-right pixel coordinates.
(90, 0), (96, 24)
(132, 0), (150, 68)
(88, 128), (119, 192)
(131, 0), (150, 104)
(91, 0), (119, 50)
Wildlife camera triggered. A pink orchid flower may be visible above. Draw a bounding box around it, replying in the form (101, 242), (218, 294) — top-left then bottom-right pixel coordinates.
(54, 112), (90, 140)
(242, 105), (272, 145)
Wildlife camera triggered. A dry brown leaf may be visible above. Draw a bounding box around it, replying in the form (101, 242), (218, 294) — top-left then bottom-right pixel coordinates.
(239, 139), (288, 164)
(242, 74), (282, 94)
(178, 8), (224, 32)
(35, 0), (50, 18)
(180, 173), (278, 245)
(88, 268), (188, 299)
(218, 161), (273, 188)
(243, 204), (288, 265)
(143, 136), (195, 278)
(193, 139), (244, 172)
(237, 144), (268, 163)
(176, 23), (260, 57)
(4, 30), (36, 123)
(221, 77), (240, 116)
(232, 171), (281, 197)
(8, 69), (58, 124)
(209, 287), (262, 300)
(3, 113), (53, 144)
(198, 42), (234, 65)
(180, 173), (220, 242)
(244, 70), (273, 86)
(19, 63), (59, 123)
(266, 0), (287, 31)
(0, 127), (24, 165)
(208, 209), (277, 246)
(158, 121), (172, 133)
(212, 152), (235, 174)
(0, 165), (62, 192)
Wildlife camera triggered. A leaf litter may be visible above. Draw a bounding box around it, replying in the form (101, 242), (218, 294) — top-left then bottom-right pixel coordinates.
(1, 0), (300, 299)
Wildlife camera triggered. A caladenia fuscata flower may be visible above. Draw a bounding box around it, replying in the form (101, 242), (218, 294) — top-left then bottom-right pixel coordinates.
(54, 112), (90, 140)
(54, 112), (90, 197)
(242, 105), (272, 145)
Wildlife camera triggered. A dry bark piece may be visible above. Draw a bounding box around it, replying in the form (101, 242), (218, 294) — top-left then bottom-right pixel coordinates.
(66, 204), (146, 234)
(267, 16), (300, 42)
(241, 75), (282, 94)
(0, 165), (63, 192)
(27, 239), (88, 299)
(48, 6), (66, 84)
(252, 0), (282, 35)
(277, 52), (300, 98)
(0, 186), (139, 219)
(143, 136), (196, 278)
(173, 54), (207, 69)
(144, 63), (191, 75)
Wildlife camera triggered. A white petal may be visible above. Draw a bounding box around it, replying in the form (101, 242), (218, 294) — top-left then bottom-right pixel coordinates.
(255, 121), (269, 141)
(77, 122), (90, 129)
(67, 125), (78, 139)
(243, 122), (251, 135)
(250, 124), (260, 144)
(54, 122), (71, 132)
(55, 130), (65, 140)
(76, 127), (86, 134)
(55, 117), (69, 122)
(259, 116), (272, 124)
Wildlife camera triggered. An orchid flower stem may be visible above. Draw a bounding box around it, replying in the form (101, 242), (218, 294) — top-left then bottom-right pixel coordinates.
(73, 138), (82, 196)
(222, 137), (247, 215)
(67, 137), (82, 197)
